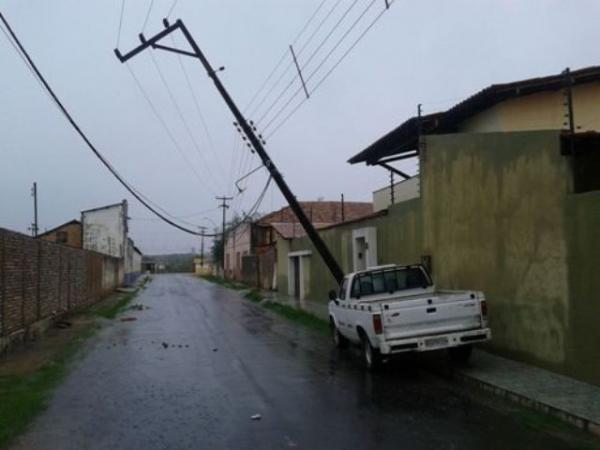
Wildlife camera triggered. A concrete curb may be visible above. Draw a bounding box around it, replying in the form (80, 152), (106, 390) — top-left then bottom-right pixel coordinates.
(440, 351), (600, 438)
(453, 368), (600, 437)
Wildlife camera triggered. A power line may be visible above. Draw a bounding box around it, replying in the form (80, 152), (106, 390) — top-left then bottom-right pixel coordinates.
(0, 22), (59, 108)
(262, 0), (374, 134)
(297, 0), (346, 58)
(130, 206), (219, 222)
(170, 34), (226, 177)
(250, 0), (346, 125)
(292, 0), (331, 48)
(142, 0), (154, 32)
(264, 0), (394, 138)
(254, 0), (358, 127)
(308, 0), (389, 96)
(243, 0), (329, 114)
(167, 0), (179, 18)
(246, 0), (338, 120)
(125, 62), (218, 195)
(0, 11), (208, 237)
(148, 51), (226, 191)
(116, 0), (126, 47)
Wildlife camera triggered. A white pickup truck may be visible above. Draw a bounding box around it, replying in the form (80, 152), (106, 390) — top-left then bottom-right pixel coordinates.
(328, 264), (491, 370)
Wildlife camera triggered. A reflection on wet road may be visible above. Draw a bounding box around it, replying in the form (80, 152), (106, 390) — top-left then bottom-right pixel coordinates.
(11, 274), (590, 449)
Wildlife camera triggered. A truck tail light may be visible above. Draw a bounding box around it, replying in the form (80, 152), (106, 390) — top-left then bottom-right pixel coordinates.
(480, 300), (488, 317)
(373, 314), (383, 335)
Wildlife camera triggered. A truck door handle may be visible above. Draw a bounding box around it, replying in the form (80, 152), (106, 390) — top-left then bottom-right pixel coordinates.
(426, 307), (437, 313)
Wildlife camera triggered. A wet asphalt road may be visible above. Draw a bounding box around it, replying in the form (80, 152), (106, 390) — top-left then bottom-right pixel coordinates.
(11, 274), (591, 450)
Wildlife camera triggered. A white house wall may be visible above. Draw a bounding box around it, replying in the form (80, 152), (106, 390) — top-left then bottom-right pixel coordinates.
(82, 203), (127, 259)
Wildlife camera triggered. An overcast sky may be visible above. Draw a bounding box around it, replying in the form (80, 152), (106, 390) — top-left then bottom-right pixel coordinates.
(1, 0), (598, 254)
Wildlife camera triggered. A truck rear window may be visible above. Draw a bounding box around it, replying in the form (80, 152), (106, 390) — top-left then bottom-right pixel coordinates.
(351, 267), (430, 298)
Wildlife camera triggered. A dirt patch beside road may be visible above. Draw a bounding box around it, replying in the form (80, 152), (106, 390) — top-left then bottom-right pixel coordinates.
(0, 282), (148, 449)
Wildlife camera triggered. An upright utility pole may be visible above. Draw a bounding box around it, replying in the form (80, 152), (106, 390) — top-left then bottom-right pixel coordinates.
(115, 18), (345, 284)
(31, 182), (38, 237)
(216, 196), (232, 275)
(562, 67), (576, 157)
(199, 226), (207, 268)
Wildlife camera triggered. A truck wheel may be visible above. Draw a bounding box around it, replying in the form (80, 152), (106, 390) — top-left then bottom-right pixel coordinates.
(361, 335), (382, 371)
(449, 344), (472, 364)
(331, 320), (349, 349)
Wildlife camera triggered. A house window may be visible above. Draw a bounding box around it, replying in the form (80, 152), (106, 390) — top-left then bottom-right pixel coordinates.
(56, 231), (68, 244)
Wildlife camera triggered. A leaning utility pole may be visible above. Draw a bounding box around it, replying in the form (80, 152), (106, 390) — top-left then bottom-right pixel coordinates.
(115, 18), (345, 284)
(216, 196), (232, 276)
(30, 182), (39, 237)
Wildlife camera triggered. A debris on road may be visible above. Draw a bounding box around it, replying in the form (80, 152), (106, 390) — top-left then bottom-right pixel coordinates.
(251, 414), (262, 421)
(120, 317), (137, 322)
(212, 348), (218, 352)
(128, 304), (149, 311)
(162, 342), (169, 349)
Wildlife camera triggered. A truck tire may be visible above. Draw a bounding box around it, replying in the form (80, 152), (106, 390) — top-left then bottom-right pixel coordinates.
(331, 319), (349, 349)
(361, 334), (382, 371)
(449, 344), (472, 364)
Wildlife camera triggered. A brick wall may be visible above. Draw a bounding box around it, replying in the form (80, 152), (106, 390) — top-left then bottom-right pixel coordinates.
(0, 228), (122, 338)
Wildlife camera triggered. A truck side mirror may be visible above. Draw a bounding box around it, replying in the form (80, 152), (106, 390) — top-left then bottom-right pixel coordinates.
(328, 289), (337, 301)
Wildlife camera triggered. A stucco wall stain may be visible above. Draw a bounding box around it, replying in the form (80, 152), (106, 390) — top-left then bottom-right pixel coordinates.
(423, 131), (569, 365)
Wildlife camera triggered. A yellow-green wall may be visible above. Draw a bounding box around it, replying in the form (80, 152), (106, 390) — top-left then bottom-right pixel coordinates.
(422, 131), (570, 367)
(279, 199), (424, 302)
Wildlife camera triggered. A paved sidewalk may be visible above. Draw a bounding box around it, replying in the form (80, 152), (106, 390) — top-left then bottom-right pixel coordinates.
(260, 290), (600, 436)
(448, 349), (600, 436)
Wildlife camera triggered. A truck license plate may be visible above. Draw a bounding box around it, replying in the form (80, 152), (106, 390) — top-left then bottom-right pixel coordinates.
(425, 337), (448, 348)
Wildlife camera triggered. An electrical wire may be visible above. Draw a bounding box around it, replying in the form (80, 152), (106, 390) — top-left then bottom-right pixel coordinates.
(0, 12), (211, 237)
(130, 206), (220, 222)
(125, 62), (217, 195)
(142, 0), (154, 32)
(116, 0), (126, 47)
(243, 0), (329, 115)
(254, 0), (352, 127)
(264, 0), (395, 138)
(262, 0), (376, 134)
(245, 0), (337, 120)
(167, 0), (179, 18)
(148, 51), (226, 191)
(170, 34), (226, 177)
(305, 0), (381, 93)
(0, 22), (59, 108)
(296, 0), (343, 57)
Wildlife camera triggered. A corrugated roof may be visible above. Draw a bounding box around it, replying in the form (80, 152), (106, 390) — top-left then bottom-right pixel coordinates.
(37, 219), (81, 238)
(349, 65), (600, 165)
(270, 222), (332, 239)
(257, 201), (373, 225)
